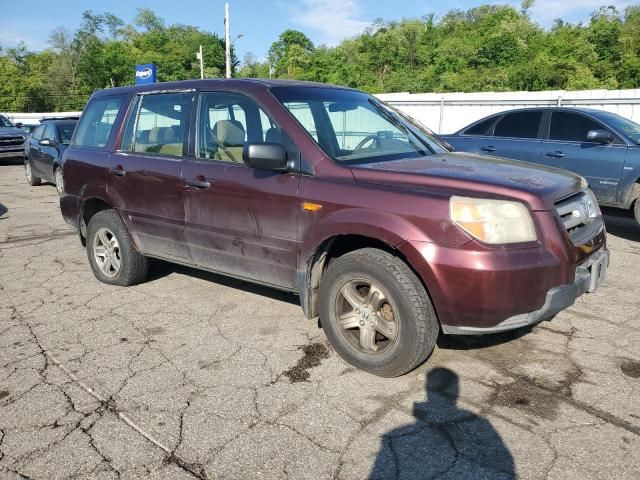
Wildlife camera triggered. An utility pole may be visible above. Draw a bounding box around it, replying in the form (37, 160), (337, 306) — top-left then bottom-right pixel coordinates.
(225, 3), (231, 78)
(196, 45), (204, 79)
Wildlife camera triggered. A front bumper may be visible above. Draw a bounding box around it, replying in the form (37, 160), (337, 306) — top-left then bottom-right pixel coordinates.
(401, 211), (608, 334)
(441, 248), (609, 335)
(0, 149), (24, 158)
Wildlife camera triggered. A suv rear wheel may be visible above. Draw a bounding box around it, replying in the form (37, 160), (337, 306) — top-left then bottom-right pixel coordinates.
(86, 210), (148, 286)
(318, 248), (439, 377)
(25, 160), (41, 186)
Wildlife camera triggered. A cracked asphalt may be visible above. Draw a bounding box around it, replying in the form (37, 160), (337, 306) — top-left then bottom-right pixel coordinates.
(1, 163), (640, 479)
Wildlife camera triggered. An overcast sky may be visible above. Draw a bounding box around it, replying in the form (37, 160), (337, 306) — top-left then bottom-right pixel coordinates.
(0, 0), (635, 61)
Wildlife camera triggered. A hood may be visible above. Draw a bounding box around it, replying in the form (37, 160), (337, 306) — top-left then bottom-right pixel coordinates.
(350, 152), (587, 211)
(0, 127), (27, 137)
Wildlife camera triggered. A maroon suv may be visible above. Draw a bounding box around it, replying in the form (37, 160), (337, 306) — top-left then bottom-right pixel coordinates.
(59, 79), (609, 377)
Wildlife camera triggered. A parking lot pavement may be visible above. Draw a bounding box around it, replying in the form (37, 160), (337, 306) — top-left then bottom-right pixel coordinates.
(1, 164), (640, 479)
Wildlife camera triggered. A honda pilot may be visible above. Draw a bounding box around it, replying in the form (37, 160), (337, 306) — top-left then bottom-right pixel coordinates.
(59, 79), (609, 377)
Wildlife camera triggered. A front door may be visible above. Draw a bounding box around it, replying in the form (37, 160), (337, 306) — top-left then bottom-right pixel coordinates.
(182, 91), (300, 289)
(37, 123), (58, 179)
(540, 110), (627, 203)
(107, 91), (194, 262)
(28, 124), (46, 176)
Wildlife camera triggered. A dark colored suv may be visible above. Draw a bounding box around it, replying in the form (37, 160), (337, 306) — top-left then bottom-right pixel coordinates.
(0, 114), (27, 162)
(60, 80), (609, 377)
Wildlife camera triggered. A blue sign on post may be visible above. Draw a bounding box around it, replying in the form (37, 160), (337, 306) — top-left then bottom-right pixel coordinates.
(135, 64), (157, 85)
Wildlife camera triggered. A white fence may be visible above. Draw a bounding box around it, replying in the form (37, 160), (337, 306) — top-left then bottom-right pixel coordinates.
(376, 88), (640, 134)
(2, 112), (82, 126)
(5, 88), (640, 135)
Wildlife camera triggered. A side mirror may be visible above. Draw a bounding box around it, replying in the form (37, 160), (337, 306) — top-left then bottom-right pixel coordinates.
(243, 143), (291, 172)
(587, 129), (613, 144)
(15, 122), (23, 128)
(39, 138), (52, 146)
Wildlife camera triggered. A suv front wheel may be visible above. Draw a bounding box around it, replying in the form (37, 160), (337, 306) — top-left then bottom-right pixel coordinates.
(86, 210), (148, 286)
(319, 248), (439, 377)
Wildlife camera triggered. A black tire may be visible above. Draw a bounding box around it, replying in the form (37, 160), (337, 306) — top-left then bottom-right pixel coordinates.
(318, 248), (439, 377)
(25, 160), (41, 186)
(86, 210), (148, 286)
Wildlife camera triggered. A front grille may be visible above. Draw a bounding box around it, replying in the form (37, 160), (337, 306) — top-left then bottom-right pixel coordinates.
(555, 190), (602, 245)
(0, 136), (26, 147)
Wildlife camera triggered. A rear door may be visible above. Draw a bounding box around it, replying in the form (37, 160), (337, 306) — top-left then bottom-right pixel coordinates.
(107, 91), (193, 262)
(540, 110), (627, 202)
(443, 116), (499, 154)
(477, 110), (544, 163)
(181, 91), (301, 289)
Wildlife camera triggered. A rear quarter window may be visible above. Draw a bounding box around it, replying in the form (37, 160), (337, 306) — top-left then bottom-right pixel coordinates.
(72, 96), (124, 148)
(463, 117), (495, 136)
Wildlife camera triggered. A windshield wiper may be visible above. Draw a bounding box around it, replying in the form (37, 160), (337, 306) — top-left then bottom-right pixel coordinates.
(367, 99), (410, 135)
(368, 99), (436, 154)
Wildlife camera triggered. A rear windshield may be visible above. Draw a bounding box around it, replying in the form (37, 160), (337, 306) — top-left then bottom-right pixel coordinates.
(271, 87), (446, 165)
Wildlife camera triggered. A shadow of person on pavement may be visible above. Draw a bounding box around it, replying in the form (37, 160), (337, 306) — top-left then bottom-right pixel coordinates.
(369, 368), (515, 480)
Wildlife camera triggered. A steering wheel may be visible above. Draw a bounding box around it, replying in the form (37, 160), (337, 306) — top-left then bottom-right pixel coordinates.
(354, 134), (379, 152)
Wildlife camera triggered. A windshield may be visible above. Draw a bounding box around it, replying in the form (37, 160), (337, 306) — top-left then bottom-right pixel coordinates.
(271, 87), (446, 164)
(597, 112), (640, 145)
(0, 115), (14, 128)
(57, 122), (77, 145)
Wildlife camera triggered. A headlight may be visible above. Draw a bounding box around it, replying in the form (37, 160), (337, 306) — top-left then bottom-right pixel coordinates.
(450, 196), (537, 244)
(583, 189), (601, 221)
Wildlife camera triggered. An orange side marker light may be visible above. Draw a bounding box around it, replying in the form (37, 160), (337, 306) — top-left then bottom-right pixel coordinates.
(302, 202), (322, 211)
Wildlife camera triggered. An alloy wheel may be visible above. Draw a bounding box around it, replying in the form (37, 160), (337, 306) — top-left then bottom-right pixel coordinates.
(55, 169), (64, 194)
(334, 279), (398, 354)
(25, 162), (32, 183)
(93, 227), (121, 278)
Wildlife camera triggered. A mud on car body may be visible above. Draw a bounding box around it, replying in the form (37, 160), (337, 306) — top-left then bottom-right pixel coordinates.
(59, 79), (609, 377)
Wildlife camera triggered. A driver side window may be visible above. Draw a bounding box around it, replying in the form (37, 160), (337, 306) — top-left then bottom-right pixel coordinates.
(43, 124), (56, 142)
(32, 125), (45, 141)
(196, 92), (290, 164)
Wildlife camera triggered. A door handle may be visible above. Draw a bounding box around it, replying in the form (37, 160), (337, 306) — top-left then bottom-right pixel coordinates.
(186, 178), (211, 189)
(480, 146), (496, 152)
(108, 166), (126, 177)
(546, 151), (566, 158)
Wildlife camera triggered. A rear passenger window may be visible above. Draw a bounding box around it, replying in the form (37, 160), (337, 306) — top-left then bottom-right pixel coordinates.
(550, 112), (604, 142)
(125, 93), (192, 157)
(73, 96), (124, 148)
(493, 111), (542, 139)
(464, 117), (495, 136)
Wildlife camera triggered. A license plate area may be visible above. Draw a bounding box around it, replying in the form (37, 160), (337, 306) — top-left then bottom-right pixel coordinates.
(587, 251), (608, 293)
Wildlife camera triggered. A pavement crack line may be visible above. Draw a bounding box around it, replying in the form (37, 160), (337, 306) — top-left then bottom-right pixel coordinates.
(42, 352), (206, 480)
